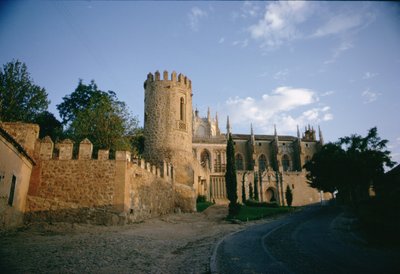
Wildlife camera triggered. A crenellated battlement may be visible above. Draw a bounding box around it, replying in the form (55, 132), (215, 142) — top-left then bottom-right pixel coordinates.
(37, 136), (174, 181)
(145, 70), (192, 89)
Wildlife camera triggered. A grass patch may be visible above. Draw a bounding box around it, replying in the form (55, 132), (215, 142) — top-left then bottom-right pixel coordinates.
(196, 201), (214, 212)
(233, 205), (295, 222)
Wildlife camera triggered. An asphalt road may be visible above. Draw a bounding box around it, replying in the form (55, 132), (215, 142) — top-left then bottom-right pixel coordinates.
(211, 205), (400, 274)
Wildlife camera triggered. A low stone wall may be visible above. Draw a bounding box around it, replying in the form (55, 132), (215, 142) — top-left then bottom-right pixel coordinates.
(31, 160), (117, 206)
(126, 164), (175, 222)
(174, 183), (196, 212)
(25, 156), (181, 225)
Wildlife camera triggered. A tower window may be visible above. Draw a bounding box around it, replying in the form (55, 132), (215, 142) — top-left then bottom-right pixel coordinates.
(180, 97), (185, 121)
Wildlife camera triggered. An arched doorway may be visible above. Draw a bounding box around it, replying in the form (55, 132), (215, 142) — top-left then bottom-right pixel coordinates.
(265, 187), (276, 202)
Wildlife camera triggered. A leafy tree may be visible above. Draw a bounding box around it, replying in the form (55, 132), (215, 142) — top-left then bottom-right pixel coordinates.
(285, 185), (293, 206)
(57, 80), (102, 125)
(33, 111), (64, 141)
(225, 133), (239, 217)
(0, 60), (49, 122)
(59, 80), (138, 154)
(249, 179), (254, 200)
(254, 172), (259, 201)
(130, 127), (145, 157)
(241, 172), (247, 204)
(305, 127), (395, 206)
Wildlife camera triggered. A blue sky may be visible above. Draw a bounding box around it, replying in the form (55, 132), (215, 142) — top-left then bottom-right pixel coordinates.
(1, 1), (399, 163)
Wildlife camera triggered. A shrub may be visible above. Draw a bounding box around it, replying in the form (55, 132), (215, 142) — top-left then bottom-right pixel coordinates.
(196, 195), (207, 203)
(244, 199), (279, 208)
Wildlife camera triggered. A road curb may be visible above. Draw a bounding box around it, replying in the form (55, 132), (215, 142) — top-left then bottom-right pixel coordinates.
(209, 226), (248, 274)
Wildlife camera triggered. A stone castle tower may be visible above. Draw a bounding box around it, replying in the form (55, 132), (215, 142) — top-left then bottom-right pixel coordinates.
(143, 70), (194, 185)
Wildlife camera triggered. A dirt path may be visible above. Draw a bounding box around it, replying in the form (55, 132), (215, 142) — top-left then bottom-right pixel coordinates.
(0, 206), (267, 273)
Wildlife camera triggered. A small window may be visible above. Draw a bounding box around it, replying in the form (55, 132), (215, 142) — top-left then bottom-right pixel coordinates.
(292, 184), (295, 189)
(282, 143), (286, 146)
(259, 143), (262, 146)
(0, 171), (4, 184)
(8, 175), (16, 206)
(305, 143), (309, 147)
(180, 97), (185, 121)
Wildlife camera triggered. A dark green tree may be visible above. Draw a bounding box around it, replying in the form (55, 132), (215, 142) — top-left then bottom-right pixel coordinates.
(285, 185), (293, 206)
(225, 133), (239, 217)
(241, 172), (247, 204)
(254, 171), (259, 201)
(130, 127), (145, 157)
(304, 127), (395, 206)
(33, 111), (64, 141)
(59, 80), (138, 154)
(0, 60), (49, 122)
(249, 179), (254, 200)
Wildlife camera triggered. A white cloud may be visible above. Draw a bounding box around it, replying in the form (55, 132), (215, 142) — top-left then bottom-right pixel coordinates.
(218, 37), (225, 44)
(363, 72), (378, 79)
(313, 14), (363, 37)
(241, 1), (261, 18)
(362, 89), (381, 104)
(188, 7), (207, 31)
(225, 86), (333, 133)
(320, 91), (335, 96)
(273, 69), (289, 80)
(248, 1), (311, 49)
(232, 39), (249, 48)
(324, 41), (354, 64)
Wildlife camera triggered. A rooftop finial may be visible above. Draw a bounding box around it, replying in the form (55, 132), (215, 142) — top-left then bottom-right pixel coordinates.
(250, 123), (255, 145)
(226, 116), (231, 134)
(274, 124), (277, 136)
(207, 107), (211, 121)
(297, 125), (300, 139)
(318, 125), (324, 145)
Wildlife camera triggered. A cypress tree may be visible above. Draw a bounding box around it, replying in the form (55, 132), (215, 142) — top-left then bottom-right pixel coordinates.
(285, 185), (293, 207)
(225, 133), (239, 216)
(254, 172), (259, 201)
(249, 180), (254, 200)
(241, 173), (246, 204)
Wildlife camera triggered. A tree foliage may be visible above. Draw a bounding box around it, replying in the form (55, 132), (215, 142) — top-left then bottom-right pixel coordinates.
(241, 172), (246, 204)
(254, 172), (259, 201)
(33, 111), (63, 141)
(225, 133), (239, 216)
(304, 127), (396, 205)
(285, 185), (293, 207)
(0, 60), (49, 122)
(58, 80), (138, 154)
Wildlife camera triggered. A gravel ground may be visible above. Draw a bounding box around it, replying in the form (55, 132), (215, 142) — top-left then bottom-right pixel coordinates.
(0, 205), (261, 274)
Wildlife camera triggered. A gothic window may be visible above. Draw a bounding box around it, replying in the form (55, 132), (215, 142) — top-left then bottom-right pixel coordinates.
(258, 154), (267, 171)
(200, 150), (211, 169)
(214, 151), (222, 172)
(180, 97), (185, 121)
(282, 154), (290, 171)
(235, 154), (244, 170)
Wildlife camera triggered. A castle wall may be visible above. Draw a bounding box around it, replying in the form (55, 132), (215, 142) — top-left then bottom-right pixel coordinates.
(281, 172), (332, 206)
(0, 122), (39, 156)
(143, 71), (194, 186)
(25, 138), (179, 225)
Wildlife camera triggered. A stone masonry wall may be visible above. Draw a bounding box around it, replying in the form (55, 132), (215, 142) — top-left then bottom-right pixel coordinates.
(25, 137), (178, 225)
(143, 71), (194, 187)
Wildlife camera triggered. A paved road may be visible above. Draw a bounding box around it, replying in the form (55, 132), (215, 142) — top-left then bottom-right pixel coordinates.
(212, 205), (400, 274)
